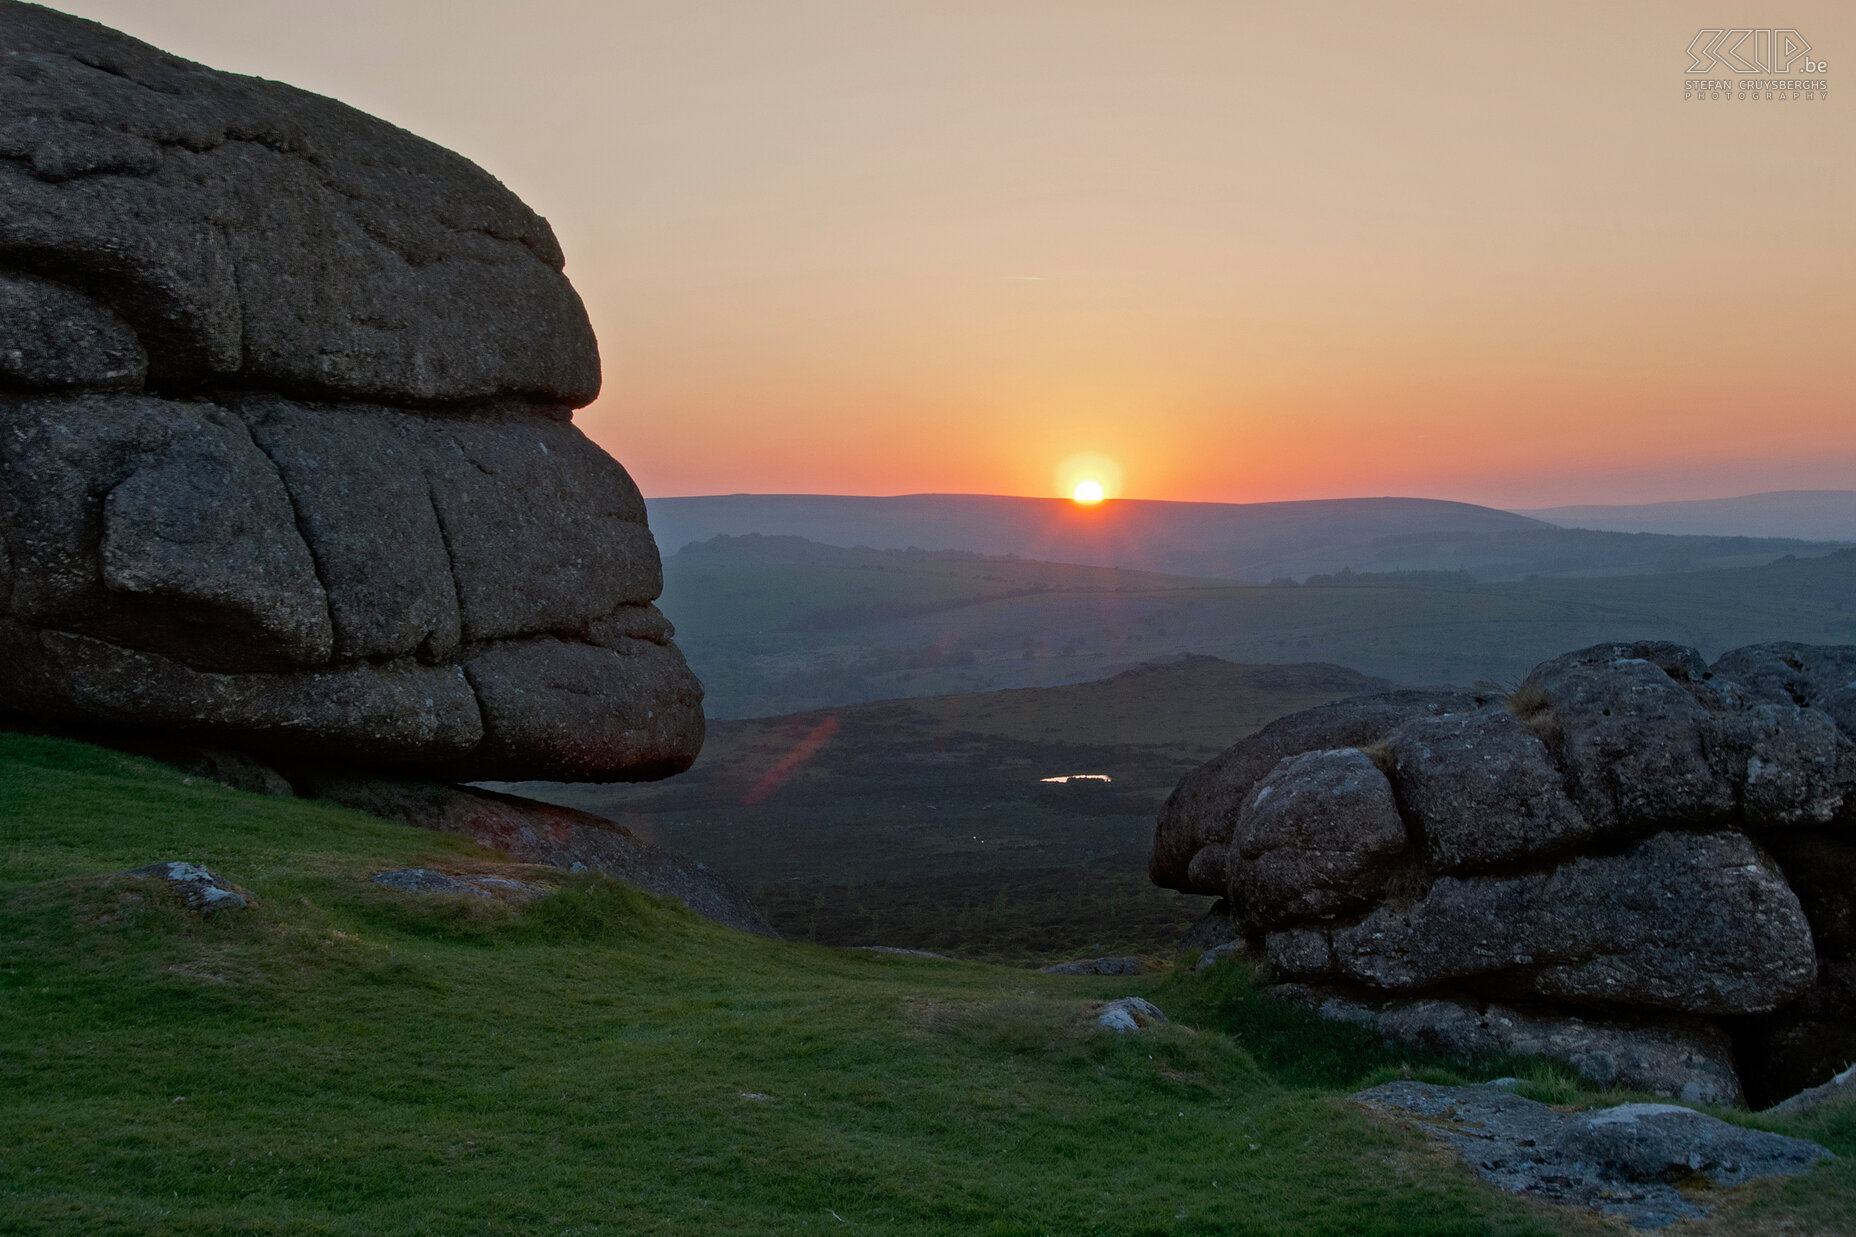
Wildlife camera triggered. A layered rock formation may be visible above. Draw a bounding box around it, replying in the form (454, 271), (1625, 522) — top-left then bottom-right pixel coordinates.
(0, 2), (701, 781)
(1154, 640), (1856, 1104)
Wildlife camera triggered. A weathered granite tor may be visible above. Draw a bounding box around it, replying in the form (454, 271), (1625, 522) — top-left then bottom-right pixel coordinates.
(1156, 640), (1856, 1106)
(0, 2), (701, 782)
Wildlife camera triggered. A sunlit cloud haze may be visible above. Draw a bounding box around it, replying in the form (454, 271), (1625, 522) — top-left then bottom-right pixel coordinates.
(60, 1), (1856, 507)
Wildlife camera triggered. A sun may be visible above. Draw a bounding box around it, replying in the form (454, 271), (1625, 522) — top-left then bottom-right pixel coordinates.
(1054, 452), (1123, 502)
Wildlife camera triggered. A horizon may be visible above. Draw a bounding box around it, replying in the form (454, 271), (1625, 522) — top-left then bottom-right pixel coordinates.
(642, 485), (1856, 514)
(52, 0), (1856, 508)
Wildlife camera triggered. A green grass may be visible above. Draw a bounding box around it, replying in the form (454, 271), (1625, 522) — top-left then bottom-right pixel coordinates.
(5, 733), (1853, 1235)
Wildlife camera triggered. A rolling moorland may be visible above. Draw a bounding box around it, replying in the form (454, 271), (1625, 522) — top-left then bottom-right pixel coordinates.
(647, 492), (1842, 584)
(497, 659), (1396, 961)
(1519, 490), (1856, 541)
(657, 534), (1856, 718)
(491, 518), (1856, 965)
(7, 731), (1856, 1235)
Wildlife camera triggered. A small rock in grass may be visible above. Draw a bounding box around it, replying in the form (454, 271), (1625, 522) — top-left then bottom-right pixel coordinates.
(1096, 997), (1167, 1033)
(1195, 941), (1246, 971)
(1354, 1080), (1833, 1228)
(370, 869), (548, 898)
(1765, 1062), (1856, 1116)
(1041, 956), (1159, 976)
(126, 862), (251, 912)
(372, 869), (490, 897)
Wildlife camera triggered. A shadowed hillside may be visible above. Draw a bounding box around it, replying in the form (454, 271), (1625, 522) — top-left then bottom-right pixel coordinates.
(1520, 490), (1856, 541)
(495, 658), (1395, 959)
(647, 492), (1838, 583)
(661, 538), (1856, 717)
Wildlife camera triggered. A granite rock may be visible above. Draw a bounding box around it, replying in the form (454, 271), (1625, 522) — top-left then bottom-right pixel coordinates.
(1095, 997), (1167, 1033)
(1272, 984), (1742, 1102)
(127, 860), (251, 913)
(0, 4), (701, 782)
(0, 270), (144, 391)
(1712, 642), (1856, 738)
(1227, 747), (1410, 930)
(1150, 689), (1487, 894)
(0, 2), (598, 403)
(1705, 702), (1856, 828)
(1386, 707), (1590, 870)
(1377, 999), (1743, 1104)
(1155, 641), (1856, 1105)
(1517, 642), (1735, 830)
(1327, 830), (1816, 1015)
(1354, 1081), (1833, 1228)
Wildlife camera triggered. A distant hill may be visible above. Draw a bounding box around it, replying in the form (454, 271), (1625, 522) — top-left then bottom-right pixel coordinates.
(1520, 490), (1856, 542)
(647, 492), (1835, 583)
(660, 536), (1856, 717)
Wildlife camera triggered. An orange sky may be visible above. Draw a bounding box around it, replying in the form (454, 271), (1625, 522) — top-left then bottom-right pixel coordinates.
(66, 1), (1856, 507)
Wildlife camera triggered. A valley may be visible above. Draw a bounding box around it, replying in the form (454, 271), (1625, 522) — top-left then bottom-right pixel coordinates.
(661, 536), (1856, 717)
(498, 659), (1396, 960)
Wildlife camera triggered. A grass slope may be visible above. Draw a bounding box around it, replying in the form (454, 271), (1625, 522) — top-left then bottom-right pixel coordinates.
(7, 733), (1855, 1235)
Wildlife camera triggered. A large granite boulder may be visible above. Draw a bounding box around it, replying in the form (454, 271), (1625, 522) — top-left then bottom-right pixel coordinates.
(0, 3), (596, 402)
(1324, 830), (1815, 1015)
(0, 3), (701, 781)
(1150, 688), (1488, 894)
(1155, 640), (1856, 1104)
(1515, 641), (1736, 830)
(1713, 641), (1856, 737)
(1386, 708), (1589, 870)
(1226, 748), (1409, 930)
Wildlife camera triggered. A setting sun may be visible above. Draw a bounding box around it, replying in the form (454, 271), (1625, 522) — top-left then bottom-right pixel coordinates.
(1054, 453), (1124, 503)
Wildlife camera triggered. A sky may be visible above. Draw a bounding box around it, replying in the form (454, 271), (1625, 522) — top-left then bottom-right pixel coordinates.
(56, 1), (1856, 508)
